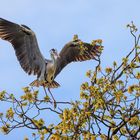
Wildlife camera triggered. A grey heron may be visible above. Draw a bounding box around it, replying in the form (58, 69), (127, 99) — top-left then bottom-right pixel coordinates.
(0, 18), (103, 89)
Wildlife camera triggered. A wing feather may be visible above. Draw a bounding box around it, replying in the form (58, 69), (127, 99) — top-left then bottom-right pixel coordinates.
(0, 18), (46, 78)
(54, 40), (103, 77)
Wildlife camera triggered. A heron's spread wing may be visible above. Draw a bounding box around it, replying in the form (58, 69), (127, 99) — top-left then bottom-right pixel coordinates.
(0, 18), (46, 77)
(54, 40), (103, 77)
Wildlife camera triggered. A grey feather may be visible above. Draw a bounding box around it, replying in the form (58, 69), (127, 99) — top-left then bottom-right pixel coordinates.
(54, 40), (102, 77)
(0, 18), (46, 78)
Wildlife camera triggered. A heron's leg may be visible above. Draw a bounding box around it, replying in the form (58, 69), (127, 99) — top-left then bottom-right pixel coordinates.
(48, 88), (57, 108)
(43, 85), (48, 96)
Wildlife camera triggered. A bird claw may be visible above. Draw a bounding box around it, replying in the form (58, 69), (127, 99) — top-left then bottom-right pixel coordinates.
(48, 88), (57, 109)
(53, 101), (57, 109)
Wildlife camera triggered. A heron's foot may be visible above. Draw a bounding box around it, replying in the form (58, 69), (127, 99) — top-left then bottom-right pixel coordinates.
(48, 88), (57, 109)
(53, 101), (57, 109)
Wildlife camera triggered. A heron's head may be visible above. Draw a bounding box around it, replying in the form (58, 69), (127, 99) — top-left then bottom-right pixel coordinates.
(50, 49), (60, 60)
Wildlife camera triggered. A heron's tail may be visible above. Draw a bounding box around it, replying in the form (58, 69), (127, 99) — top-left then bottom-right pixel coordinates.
(30, 80), (60, 88)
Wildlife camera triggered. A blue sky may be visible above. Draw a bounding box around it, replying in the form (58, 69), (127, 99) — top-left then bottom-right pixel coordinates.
(0, 0), (140, 139)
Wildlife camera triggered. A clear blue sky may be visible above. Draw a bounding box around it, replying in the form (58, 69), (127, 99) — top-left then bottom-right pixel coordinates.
(0, 0), (140, 139)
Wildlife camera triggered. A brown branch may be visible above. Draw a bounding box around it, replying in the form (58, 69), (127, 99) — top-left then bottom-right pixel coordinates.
(111, 111), (140, 138)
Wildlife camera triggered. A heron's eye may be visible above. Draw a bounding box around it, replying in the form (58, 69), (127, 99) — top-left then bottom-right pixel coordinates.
(50, 49), (57, 54)
(52, 49), (55, 52)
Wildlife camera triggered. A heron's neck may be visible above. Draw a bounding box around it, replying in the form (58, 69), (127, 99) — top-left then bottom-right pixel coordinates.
(51, 56), (58, 67)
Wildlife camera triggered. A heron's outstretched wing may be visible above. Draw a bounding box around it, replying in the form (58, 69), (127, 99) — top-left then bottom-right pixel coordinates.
(54, 40), (103, 77)
(0, 18), (46, 77)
